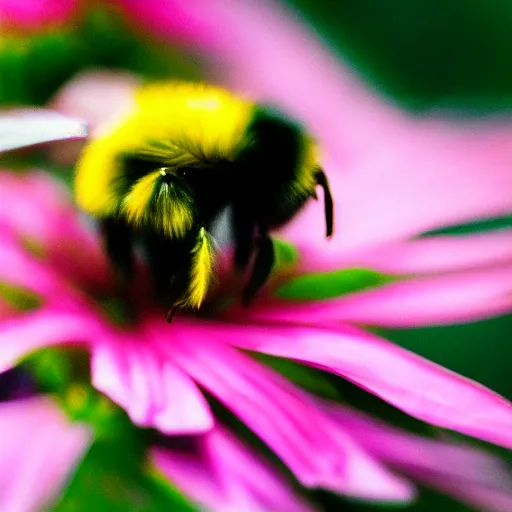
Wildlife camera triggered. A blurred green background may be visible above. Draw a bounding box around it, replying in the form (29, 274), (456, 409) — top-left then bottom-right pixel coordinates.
(291, 0), (512, 112)
(1, 1), (511, 511)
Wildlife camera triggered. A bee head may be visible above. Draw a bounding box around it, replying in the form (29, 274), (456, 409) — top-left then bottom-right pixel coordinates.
(118, 158), (195, 239)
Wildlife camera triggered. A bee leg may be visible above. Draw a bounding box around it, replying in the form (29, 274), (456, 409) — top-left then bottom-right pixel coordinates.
(163, 274), (185, 323)
(144, 231), (191, 318)
(232, 206), (256, 272)
(101, 217), (134, 280)
(166, 307), (178, 323)
(242, 230), (275, 306)
(315, 169), (334, 238)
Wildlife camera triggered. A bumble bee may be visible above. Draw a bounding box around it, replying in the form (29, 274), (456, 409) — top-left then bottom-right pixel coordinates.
(75, 82), (333, 320)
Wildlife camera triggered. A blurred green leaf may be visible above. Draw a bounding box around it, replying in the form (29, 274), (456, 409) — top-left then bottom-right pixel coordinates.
(0, 32), (81, 105)
(276, 268), (397, 301)
(273, 238), (299, 272)
(24, 347), (73, 392)
(98, 296), (136, 327)
(422, 215), (512, 236)
(75, 9), (201, 82)
(0, 281), (42, 311)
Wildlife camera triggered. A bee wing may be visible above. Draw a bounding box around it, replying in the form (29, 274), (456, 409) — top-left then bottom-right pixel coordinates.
(209, 204), (235, 249)
(0, 109), (88, 153)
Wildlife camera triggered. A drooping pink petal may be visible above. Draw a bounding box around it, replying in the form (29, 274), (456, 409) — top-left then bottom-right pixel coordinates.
(0, 396), (91, 512)
(0, 110), (87, 152)
(219, 321), (512, 449)
(329, 405), (512, 512)
(298, 232), (512, 275)
(263, 264), (512, 327)
(152, 426), (316, 512)
(157, 321), (414, 502)
(0, 308), (100, 373)
(90, 333), (214, 435)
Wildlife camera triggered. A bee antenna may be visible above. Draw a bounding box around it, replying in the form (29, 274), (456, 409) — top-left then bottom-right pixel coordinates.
(166, 307), (177, 323)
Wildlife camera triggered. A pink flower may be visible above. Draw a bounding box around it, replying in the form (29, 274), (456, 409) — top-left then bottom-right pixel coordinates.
(0, 161), (511, 507)
(2, 0), (512, 507)
(47, 62), (512, 452)
(0, 184), (314, 511)
(0, 396), (90, 512)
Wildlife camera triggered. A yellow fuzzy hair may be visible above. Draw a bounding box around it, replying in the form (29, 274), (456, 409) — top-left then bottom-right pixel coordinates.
(297, 138), (321, 192)
(121, 170), (194, 238)
(178, 227), (215, 309)
(75, 82), (253, 227)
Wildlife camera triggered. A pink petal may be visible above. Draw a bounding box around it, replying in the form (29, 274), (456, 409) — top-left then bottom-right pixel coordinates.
(337, 265), (512, 326)
(0, 171), (114, 291)
(0, 237), (98, 312)
(0, 238), (77, 302)
(152, 426), (315, 512)
(0, 109), (87, 152)
(0, 308), (100, 373)
(222, 321), (512, 449)
(298, 232), (512, 275)
(152, 442), (228, 511)
(330, 405), (512, 512)
(0, 297), (16, 321)
(0, 396), (91, 512)
(48, 70), (140, 165)
(0, 172), (75, 242)
(90, 332), (214, 434)
(50, 70), (140, 138)
(159, 321), (414, 501)
(264, 264), (512, 327)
